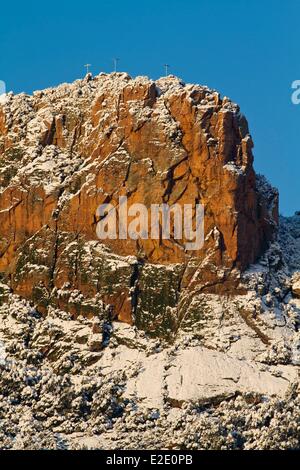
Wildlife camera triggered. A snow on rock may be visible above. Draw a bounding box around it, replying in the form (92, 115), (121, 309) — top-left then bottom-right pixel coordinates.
(292, 273), (300, 297)
(165, 348), (297, 404)
(120, 346), (298, 408)
(0, 74), (300, 450)
(0, 72), (279, 326)
(0, 290), (299, 450)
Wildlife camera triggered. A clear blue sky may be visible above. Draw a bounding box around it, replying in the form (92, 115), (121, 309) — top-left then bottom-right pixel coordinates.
(0, 0), (298, 215)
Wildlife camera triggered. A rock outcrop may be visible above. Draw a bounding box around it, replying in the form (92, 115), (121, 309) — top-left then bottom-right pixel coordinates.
(1, 75), (300, 451)
(0, 74), (278, 332)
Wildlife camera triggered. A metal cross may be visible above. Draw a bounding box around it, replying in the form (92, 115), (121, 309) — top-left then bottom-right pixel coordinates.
(113, 58), (120, 72)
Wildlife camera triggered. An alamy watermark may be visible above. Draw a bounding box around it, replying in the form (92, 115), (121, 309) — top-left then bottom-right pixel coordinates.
(291, 80), (300, 105)
(96, 196), (204, 251)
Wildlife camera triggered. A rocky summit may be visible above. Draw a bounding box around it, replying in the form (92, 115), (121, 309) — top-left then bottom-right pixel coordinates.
(0, 73), (278, 332)
(0, 74), (299, 450)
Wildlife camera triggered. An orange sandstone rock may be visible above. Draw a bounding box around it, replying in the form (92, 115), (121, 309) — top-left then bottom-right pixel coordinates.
(0, 74), (278, 333)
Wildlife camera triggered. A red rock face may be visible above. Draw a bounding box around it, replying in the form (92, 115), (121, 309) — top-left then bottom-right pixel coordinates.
(0, 74), (278, 329)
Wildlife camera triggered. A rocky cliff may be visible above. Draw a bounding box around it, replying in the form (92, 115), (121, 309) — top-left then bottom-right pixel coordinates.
(0, 75), (299, 450)
(0, 73), (278, 334)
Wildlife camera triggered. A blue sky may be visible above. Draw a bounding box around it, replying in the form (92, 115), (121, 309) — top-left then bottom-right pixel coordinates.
(0, 0), (298, 215)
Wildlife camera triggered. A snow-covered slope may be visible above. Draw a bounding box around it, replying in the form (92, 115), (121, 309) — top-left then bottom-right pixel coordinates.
(0, 214), (299, 449)
(0, 74), (299, 450)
